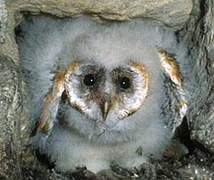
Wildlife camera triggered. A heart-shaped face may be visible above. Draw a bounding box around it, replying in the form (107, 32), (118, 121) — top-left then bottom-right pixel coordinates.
(64, 61), (149, 123)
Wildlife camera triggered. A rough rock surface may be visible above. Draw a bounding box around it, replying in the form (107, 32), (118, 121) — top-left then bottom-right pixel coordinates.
(189, 0), (214, 153)
(0, 0), (214, 179)
(179, 0), (214, 154)
(0, 56), (22, 179)
(10, 0), (192, 29)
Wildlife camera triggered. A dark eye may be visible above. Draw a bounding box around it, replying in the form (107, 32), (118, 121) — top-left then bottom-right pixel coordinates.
(119, 77), (131, 89)
(83, 74), (96, 86)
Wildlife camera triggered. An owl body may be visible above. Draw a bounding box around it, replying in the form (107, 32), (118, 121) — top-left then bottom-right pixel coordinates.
(17, 16), (188, 173)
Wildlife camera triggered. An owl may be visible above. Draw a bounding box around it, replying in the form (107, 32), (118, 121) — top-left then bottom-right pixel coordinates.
(17, 16), (189, 174)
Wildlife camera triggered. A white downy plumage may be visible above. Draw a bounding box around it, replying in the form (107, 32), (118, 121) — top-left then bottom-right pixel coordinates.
(17, 16), (191, 173)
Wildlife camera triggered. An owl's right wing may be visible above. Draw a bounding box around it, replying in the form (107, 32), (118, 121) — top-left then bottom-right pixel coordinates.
(31, 70), (66, 136)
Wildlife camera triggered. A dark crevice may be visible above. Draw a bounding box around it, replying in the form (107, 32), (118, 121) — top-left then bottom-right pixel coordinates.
(35, 149), (56, 170)
(175, 117), (195, 153)
(199, 0), (208, 33)
(175, 117), (213, 155)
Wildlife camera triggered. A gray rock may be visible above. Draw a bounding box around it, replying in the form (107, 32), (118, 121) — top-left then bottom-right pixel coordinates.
(180, 0), (214, 153)
(10, 0), (192, 30)
(0, 56), (22, 179)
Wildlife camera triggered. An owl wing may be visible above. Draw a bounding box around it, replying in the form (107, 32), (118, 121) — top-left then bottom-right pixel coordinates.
(32, 70), (66, 135)
(157, 48), (188, 132)
(32, 62), (81, 136)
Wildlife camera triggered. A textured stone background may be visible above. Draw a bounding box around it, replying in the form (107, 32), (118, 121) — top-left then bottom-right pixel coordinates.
(0, 0), (214, 179)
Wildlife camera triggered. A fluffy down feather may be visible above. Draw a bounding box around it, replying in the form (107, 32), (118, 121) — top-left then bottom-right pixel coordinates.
(17, 16), (191, 173)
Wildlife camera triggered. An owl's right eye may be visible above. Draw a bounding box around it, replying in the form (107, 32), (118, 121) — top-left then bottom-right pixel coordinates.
(83, 74), (96, 86)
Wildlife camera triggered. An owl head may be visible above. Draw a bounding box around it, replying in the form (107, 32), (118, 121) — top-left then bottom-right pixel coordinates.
(63, 60), (149, 127)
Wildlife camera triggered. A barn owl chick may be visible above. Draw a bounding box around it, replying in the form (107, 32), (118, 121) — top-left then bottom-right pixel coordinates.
(17, 16), (189, 173)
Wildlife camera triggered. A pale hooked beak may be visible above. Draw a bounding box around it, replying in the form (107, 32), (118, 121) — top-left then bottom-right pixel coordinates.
(100, 100), (111, 121)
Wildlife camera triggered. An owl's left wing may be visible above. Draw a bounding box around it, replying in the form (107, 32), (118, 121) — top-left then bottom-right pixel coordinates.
(157, 48), (188, 132)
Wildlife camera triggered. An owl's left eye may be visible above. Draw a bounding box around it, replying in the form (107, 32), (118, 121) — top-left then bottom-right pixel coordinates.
(83, 74), (96, 86)
(119, 77), (131, 89)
